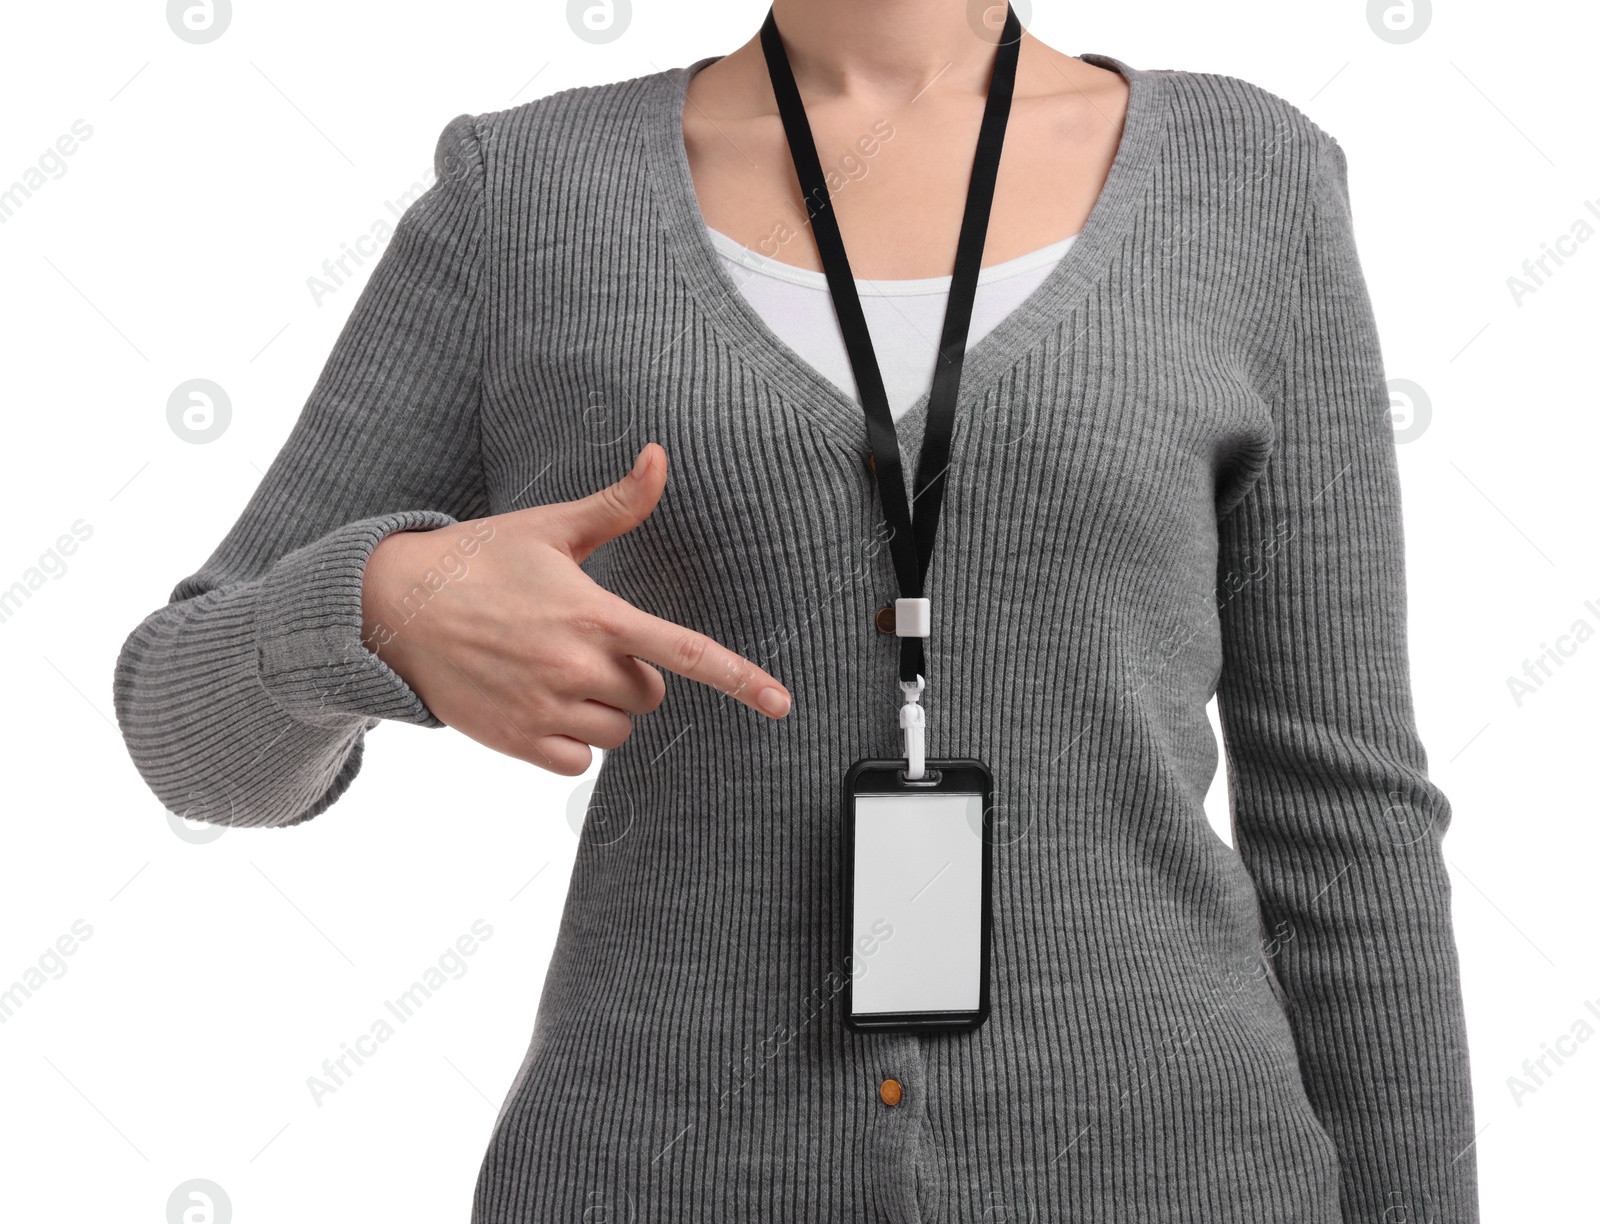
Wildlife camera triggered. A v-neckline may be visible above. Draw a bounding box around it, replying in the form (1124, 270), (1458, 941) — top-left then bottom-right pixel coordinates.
(642, 50), (1170, 465)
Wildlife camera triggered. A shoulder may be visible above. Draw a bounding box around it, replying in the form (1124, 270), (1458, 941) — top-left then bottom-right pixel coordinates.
(1138, 61), (1346, 189)
(1158, 63), (1341, 149)
(442, 69), (671, 182)
(403, 68), (671, 205)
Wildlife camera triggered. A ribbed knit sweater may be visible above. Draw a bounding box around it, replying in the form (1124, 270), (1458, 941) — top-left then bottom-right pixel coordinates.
(112, 52), (1479, 1223)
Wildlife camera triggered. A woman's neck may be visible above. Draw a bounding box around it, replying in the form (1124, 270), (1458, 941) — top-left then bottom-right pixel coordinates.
(767, 0), (1009, 103)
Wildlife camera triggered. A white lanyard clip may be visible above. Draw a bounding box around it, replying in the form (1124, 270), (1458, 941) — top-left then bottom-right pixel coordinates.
(899, 674), (927, 780)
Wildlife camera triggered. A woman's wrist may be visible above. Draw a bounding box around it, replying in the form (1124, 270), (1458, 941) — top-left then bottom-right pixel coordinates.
(360, 529), (429, 678)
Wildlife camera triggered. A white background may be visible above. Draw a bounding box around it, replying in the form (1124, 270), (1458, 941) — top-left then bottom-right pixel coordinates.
(1, 0), (1595, 1219)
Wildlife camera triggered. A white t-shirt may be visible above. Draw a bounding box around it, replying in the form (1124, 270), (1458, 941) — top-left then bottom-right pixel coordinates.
(707, 226), (1078, 421)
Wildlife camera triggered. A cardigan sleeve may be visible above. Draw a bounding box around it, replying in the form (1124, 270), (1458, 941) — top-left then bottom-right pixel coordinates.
(111, 113), (491, 829)
(1214, 130), (1479, 1221)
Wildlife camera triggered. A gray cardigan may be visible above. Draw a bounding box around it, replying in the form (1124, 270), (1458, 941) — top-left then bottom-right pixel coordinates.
(112, 52), (1479, 1223)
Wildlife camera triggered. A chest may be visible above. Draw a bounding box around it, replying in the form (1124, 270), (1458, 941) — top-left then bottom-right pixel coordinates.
(475, 84), (1282, 628)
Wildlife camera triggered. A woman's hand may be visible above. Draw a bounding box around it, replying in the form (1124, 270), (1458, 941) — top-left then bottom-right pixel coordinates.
(358, 442), (792, 774)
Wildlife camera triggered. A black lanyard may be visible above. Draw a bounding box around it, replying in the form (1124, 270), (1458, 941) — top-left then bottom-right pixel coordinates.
(759, 5), (1022, 691)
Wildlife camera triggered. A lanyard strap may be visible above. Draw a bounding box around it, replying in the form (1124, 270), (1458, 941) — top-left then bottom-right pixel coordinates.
(759, 5), (1022, 693)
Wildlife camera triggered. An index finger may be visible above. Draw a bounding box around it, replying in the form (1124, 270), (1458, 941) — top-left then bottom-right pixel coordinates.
(611, 603), (792, 719)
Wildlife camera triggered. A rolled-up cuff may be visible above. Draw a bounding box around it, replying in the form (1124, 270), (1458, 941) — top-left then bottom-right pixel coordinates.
(254, 509), (458, 728)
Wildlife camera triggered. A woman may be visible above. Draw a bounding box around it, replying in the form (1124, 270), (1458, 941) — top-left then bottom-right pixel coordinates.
(113, 1), (1480, 1219)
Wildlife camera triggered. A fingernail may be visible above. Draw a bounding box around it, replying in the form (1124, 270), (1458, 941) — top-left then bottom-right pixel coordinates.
(630, 447), (650, 480)
(758, 687), (791, 718)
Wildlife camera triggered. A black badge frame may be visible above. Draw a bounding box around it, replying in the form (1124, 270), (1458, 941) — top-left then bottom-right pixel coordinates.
(841, 758), (994, 1033)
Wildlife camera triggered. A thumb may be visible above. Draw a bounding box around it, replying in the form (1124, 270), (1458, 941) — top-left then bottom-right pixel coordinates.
(551, 442), (666, 564)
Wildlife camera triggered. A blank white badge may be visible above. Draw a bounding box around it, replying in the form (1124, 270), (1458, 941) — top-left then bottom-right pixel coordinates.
(851, 790), (984, 1015)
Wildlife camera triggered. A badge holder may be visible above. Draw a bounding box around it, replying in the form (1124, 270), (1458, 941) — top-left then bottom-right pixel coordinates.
(841, 599), (994, 1035)
(842, 750), (994, 1034)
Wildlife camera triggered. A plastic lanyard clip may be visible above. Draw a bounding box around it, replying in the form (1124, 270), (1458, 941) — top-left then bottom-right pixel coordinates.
(899, 674), (927, 780)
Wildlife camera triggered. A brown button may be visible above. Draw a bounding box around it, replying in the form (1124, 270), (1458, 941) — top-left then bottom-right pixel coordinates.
(879, 1078), (903, 1107)
(865, 451), (877, 476)
(874, 605), (896, 635)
